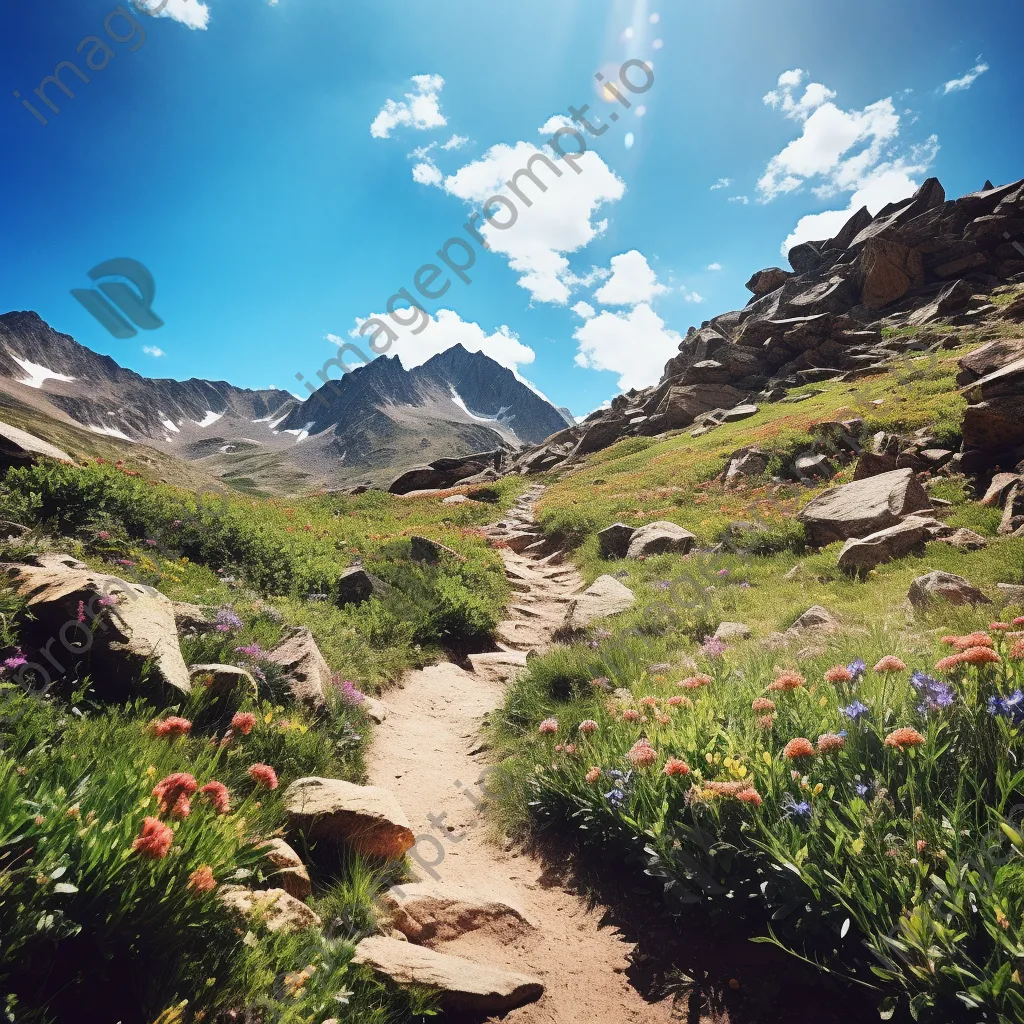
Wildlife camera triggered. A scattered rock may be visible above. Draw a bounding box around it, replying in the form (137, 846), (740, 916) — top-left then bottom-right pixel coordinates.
(0, 520), (28, 540)
(441, 493), (472, 505)
(852, 452), (899, 480)
(363, 696), (388, 725)
(908, 571), (991, 610)
(625, 521), (697, 559)
(382, 880), (536, 945)
(219, 886), (321, 933)
(837, 517), (931, 573)
(265, 626), (332, 708)
(597, 522), (636, 559)
(798, 468), (932, 546)
(713, 622), (752, 641)
(562, 575), (636, 631)
(337, 566), (389, 607)
(791, 606), (839, 631)
(260, 838), (312, 901)
(352, 936), (544, 1014)
(724, 447), (770, 483)
(188, 663), (257, 697)
(980, 472), (1022, 507)
(283, 777), (415, 859)
(745, 267), (793, 296)
(996, 583), (1024, 604)
(937, 528), (988, 550)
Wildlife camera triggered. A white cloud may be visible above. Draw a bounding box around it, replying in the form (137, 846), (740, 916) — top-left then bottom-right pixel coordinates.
(440, 126), (625, 304)
(370, 74), (447, 139)
(593, 250), (667, 306)
(943, 61), (989, 94)
(707, 262), (722, 271)
(349, 309), (534, 377)
(573, 303), (681, 391)
(710, 178), (732, 190)
(442, 134), (469, 150)
(412, 162), (443, 186)
(142, 345), (165, 357)
(781, 135), (940, 254)
(728, 195), (749, 204)
(764, 71), (837, 121)
(133, 0), (210, 28)
(684, 291), (704, 303)
(572, 301), (595, 319)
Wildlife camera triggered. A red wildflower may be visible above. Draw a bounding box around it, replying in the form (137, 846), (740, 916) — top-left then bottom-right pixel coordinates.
(249, 763), (278, 790)
(935, 654), (964, 672)
(188, 865), (217, 893)
(152, 773), (197, 816)
(824, 665), (852, 683)
(817, 733), (846, 754)
(663, 757), (690, 777)
(231, 712), (256, 736)
(585, 767), (602, 784)
(756, 714), (775, 730)
(151, 716), (192, 739)
(959, 646), (1002, 665)
(736, 788), (763, 807)
(639, 696), (659, 708)
(627, 739), (658, 768)
(679, 674), (712, 690)
(783, 737), (816, 760)
(884, 727), (925, 750)
(768, 670), (805, 692)
(751, 697), (776, 712)
(132, 816), (173, 859)
(622, 709), (641, 722)
(200, 780), (231, 814)
(667, 695), (691, 708)
(874, 656), (907, 673)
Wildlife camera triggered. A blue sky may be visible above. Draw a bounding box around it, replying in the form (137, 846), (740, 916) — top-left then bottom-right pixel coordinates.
(2, 0), (1022, 418)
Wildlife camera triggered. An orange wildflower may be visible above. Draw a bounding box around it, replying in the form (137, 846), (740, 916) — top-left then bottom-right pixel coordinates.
(585, 767), (602, 784)
(783, 737), (816, 760)
(824, 665), (852, 683)
(736, 788), (763, 807)
(768, 670), (805, 692)
(679, 674), (712, 690)
(751, 697), (776, 712)
(884, 727), (925, 750)
(756, 714), (775, 730)
(817, 733), (846, 754)
(874, 656), (906, 673)
(663, 757), (690, 777)
(132, 816), (173, 859)
(627, 739), (658, 768)
(188, 865), (217, 893)
(959, 646), (1002, 665)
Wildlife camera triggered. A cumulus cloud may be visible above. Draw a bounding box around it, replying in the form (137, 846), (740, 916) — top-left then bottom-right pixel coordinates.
(348, 309), (534, 377)
(572, 301), (596, 319)
(728, 195), (749, 205)
(142, 345), (165, 357)
(132, 0), (210, 28)
(710, 178), (732, 190)
(412, 162), (443, 186)
(707, 262), (722, 271)
(593, 250), (667, 306)
(439, 123), (625, 304)
(684, 291), (704, 303)
(442, 134), (469, 150)
(573, 302), (681, 391)
(763, 70), (837, 121)
(943, 61), (989, 94)
(370, 74), (447, 139)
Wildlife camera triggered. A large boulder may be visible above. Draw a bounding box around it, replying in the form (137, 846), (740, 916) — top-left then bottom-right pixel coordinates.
(797, 468), (932, 546)
(283, 777), (415, 859)
(908, 279), (974, 326)
(656, 384), (746, 430)
(625, 521), (697, 559)
(188, 663), (257, 698)
(382, 880), (536, 945)
(410, 536), (462, 564)
(219, 886), (321, 933)
(597, 522), (635, 559)
(336, 566), (389, 607)
(0, 563), (190, 698)
(745, 267), (793, 297)
(961, 353), (1024, 464)
(562, 575), (636, 631)
(837, 517), (931, 573)
(265, 626), (332, 707)
(352, 936), (543, 1014)
(388, 452), (503, 494)
(908, 571), (991, 610)
(0, 420), (73, 470)
(956, 338), (1024, 386)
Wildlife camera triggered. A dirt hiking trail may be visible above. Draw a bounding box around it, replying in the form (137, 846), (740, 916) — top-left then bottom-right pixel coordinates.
(367, 485), (677, 1023)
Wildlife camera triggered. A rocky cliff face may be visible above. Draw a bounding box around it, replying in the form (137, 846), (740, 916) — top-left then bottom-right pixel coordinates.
(0, 315), (569, 489)
(510, 176), (1024, 476)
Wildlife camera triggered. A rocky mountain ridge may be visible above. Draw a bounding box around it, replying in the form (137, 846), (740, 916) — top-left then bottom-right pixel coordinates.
(510, 175), (1024, 476)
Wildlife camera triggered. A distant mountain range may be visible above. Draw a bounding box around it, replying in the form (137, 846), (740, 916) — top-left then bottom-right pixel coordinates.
(0, 312), (572, 491)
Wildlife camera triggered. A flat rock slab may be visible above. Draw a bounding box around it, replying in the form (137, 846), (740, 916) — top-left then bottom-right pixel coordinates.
(353, 936), (544, 1014)
(468, 650), (529, 686)
(798, 468), (932, 546)
(284, 776), (414, 859)
(189, 663), (257, 697)
(382, 880), (537, 944)
(562, 575), (635, 631)
(837, 516), (931, 572)
(0, 420), (74, 465)
(219, 886), (320, 933)
(713, 621), (752, 641)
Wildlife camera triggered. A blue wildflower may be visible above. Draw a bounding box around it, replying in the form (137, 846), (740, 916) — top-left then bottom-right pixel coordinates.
(854, 782), (870, 796)
(988, 690), (1024, 720)
(840, 700), (870, 721)
(847, 658), (867, 683)
(912, 672), (955, 714)
(782, 794), (813, 819)
(653, 581), (672, 591)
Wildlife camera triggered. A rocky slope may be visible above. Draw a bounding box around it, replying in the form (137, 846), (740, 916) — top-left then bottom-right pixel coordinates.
(0, 314), (568, 491)
(511, 176), (1024, 475)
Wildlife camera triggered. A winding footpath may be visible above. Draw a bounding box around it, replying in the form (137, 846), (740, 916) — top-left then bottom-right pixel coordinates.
(367, 485), (675, 1022)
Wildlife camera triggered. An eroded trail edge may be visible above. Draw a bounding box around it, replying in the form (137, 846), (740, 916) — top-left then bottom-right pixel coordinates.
(367, 486), (673, 1023)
